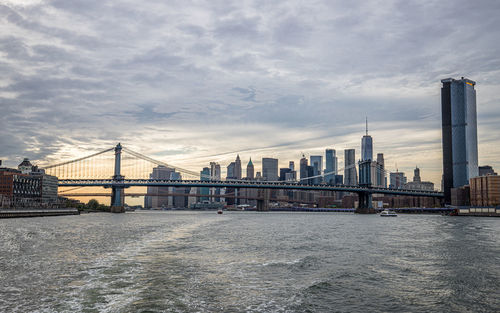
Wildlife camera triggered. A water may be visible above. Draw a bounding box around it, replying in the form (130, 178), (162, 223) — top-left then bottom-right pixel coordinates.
(0, 212), (498, 313)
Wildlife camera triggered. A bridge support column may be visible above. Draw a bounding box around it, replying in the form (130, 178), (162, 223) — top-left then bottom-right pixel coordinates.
(257, 189), (270, 211)
(355, 191), (375, 214)
(111, 143), (125, 213)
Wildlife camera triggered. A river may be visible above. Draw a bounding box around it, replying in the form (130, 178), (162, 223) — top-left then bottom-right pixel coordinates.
(0, 211), (498, 312)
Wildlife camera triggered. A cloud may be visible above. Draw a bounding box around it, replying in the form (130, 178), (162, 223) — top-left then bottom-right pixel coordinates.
(0, 0), (500, 187)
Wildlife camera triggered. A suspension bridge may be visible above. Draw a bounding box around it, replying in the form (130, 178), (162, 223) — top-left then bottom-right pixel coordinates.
(42, 144), (443, 213)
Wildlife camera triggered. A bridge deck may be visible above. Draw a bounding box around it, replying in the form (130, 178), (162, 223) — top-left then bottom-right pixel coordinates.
(58, 179), (444, 198)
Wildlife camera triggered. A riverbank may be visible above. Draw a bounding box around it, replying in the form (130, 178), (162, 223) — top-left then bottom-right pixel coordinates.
(0, 208), (80, 218)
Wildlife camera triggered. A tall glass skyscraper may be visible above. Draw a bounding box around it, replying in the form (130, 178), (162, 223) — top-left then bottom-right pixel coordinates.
(310, 155), (323, 184)
(441, 77), (479, 203)
(325, 149), (337, 184)
(262, 158), (278, 181)
(361, 119), (373, 161)
(344, 149), (357, 186)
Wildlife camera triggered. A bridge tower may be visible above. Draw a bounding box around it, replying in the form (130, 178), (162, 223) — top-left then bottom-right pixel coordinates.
(110, 143), (125, 213)
(356, 160), (375, 214)
(256, 188), (270, 211)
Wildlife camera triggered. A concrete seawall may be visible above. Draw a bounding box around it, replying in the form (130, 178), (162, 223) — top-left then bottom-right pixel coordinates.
(0, 208), (80, 218)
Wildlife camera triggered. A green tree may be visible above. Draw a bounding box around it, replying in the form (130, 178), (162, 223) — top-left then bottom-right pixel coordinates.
(87, 199), (99, 210)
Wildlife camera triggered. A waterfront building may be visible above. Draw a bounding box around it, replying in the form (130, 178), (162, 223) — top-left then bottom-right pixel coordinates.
(441, 77), (479, 203)
(389, 171), (407, 189)
(310, 155), (323, 184)
(235, 155), (242, 180)
(31, 172), (58, 203)
(361, 119), (373, 161)
(470, 175), (500, 206)
(325, 149), (337, 184)
(344, 149), (357, 186)
(404, 167), (434, 191)
(262, 158), (278, 181)
(246, 158), (254, 180)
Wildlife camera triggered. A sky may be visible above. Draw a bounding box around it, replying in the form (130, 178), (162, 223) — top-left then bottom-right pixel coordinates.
(1, 0), (500, 187)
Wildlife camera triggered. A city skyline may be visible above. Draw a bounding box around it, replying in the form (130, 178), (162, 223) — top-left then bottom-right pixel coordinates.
(1, 0), (500, 189)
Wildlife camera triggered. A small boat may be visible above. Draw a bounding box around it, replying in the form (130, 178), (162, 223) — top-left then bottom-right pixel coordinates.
(217, 209), (223, 214)
(380, 209), (397, 217)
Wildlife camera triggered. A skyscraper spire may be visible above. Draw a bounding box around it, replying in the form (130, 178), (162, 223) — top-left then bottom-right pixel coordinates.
(366, 117), (368, 135)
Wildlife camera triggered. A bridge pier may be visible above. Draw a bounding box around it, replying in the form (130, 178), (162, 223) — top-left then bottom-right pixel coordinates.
(355, 191), (375, 214)
(110, 143), (125, 213)
(256, 189), (270, 211)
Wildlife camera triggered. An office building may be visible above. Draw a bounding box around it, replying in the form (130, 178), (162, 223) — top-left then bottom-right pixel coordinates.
(470, 175), (500, 206)
(325, 149), (337, 185)
(376, 153), (386, 187)
(479, 165), (497, 176)
(441, 77), (479, 203)
(235, 155), (242, 180)
(299, 155), (308, 183)
(279, 168), (292, 181)
(200, 167), (210, 202)
(289, 161), (295, 171)
(262, 158), (278, 181)
(389, 171), (407, 189)
(285, 171), (296, 181)
(210, 162), (221, 180)
(227, 162), (235, 180)
(246, 158), (254, 180)
(344, 149), (357, 186)
(404, 167), (434, 191)
(310, 155), (323, 184)
(145, 165), (174, 208)
(361, 118), (373, 161)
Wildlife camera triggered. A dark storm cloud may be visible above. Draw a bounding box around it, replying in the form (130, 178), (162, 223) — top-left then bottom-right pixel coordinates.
(0, 0), (499, 179)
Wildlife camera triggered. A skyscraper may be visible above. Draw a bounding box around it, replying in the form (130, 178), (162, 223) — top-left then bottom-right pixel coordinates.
(389, 171), (406, 189)
(262, 158), (278, 181)
(377, 153), (386, 187)
(209, 162), (221, 180)
(246, 158), (254, 179)
(325, 149), (337, 185)
(310, 155), (323, 184)
(289, 161), (295, 171)
(235, 155), (242, 180)
(344, 149), (357, 186)
(441, 77), (479, 203)
(299, 155), (308, 184)
(227, 162), (235, 179)
(361, 118), (373, 161)
(200, 167), (210, 202)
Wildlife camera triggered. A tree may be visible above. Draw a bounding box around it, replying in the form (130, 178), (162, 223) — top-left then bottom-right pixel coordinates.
(87, 199), (99, 210)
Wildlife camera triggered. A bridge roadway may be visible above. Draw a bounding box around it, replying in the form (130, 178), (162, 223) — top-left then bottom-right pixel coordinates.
(58, 179), (444, 198)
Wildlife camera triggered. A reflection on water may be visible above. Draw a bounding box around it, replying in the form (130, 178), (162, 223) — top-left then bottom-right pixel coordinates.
(0, 212), (498, 312)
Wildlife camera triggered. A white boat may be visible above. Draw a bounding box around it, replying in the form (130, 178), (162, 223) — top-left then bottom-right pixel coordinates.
(380, 209), (397, 217)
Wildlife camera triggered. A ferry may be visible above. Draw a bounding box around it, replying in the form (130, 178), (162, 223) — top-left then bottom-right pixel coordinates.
(380, 209), (397, 217)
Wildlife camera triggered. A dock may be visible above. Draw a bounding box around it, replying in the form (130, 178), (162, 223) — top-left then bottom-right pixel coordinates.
(0, 208), (80, 218)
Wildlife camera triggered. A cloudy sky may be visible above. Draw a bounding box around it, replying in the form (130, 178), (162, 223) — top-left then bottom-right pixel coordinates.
(1, 0), (500, 185)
